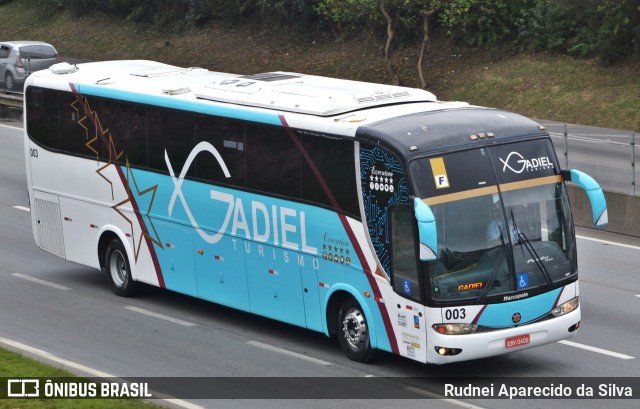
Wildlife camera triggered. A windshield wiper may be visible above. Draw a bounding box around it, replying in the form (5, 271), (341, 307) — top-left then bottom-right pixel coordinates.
(511, 211), (552, 287)
(476, 248), (507, 302)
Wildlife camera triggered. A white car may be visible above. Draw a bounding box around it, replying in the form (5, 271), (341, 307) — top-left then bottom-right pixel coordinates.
(0, 41), (61, 92)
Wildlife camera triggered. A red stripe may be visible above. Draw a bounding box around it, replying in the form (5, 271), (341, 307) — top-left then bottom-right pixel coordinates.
(471, 305), (488, 325)
(70, 83), (165, 288)
(553, 286), (565, 308)
(279, 115), (399, 354)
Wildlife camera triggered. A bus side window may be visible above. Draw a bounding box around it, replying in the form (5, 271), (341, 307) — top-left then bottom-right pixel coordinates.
(59, 93), (105, 159)
(148, 108), (195, 177)
(245, 125), (300, 198)
(26, 87), (60, 150)
(301, 135), (358, 217)
(390, 206), (422, 303)
(100, 100), (147, 167)
(195, 115), (246, 187)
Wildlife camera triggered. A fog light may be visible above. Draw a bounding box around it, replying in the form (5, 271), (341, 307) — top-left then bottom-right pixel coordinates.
(568, 321), (581, 332)
(432, 323), (478, 335)
(435, 347), (463, 356)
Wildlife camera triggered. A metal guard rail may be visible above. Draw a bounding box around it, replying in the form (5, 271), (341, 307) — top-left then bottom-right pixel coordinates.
(0, 92), (23, 110)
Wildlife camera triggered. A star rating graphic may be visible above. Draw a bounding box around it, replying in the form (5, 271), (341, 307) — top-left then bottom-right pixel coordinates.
(369, 172), (394, 193)
(321, 244), (351, 265)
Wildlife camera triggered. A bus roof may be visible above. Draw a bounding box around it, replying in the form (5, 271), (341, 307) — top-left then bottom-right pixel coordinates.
(32, 60), (547, 155)
(356, 106), (548, 159)
(37, 59), (438, 117)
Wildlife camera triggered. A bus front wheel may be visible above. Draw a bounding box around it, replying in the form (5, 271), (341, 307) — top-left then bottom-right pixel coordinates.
(104, 239), (136, 297)
(337, 298), (374, 362)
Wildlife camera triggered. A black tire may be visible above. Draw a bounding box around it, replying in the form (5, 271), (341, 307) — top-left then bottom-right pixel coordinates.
(337, 298), (375, 362)
(104, 239), (137, 297)
(5, 72), (16, 92)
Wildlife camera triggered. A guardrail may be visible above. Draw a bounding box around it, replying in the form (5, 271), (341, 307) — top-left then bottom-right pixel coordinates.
(543, 124), (639, 197)
(0, 91), (23, 110)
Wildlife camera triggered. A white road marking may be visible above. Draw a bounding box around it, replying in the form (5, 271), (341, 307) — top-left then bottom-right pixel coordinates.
(247, 340), (332, 366)
(11, 273), (70, 291)
(0, 336), (112, 376)
(0, 336), (203, 409)
(125, 306), (196, 327)
(576, 234), (640, 251)
(635, 295), (640, 298)
(405, 387), (487, 409)
(12, 205), (30, 212)
(558, 340), (635, 360)
(0, 123), (22, 132)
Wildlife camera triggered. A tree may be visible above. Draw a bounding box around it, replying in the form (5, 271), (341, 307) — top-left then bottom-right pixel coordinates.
(316, 0), (402, 84)
(398, 0), (442, 88)
(316, 0), (441, 85)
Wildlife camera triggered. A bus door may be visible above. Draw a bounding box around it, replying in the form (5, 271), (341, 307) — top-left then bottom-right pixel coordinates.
(389, 206), (428, 362)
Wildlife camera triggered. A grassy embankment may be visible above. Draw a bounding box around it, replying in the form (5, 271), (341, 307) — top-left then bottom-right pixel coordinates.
(0, 348), (160, 408)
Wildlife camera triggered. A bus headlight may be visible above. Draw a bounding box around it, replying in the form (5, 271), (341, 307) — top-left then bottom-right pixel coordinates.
(432, 323), (478, 335)
(551, 297), (579, 317)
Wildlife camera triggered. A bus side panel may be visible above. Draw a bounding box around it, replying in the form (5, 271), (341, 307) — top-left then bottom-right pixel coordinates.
(299, 253), (322, 332)
(58, 196), (103, 269)
(24, 138), (37, 244)
(29, 149), (116, 267)
(387, 292), (428, 362)
(152, 218), (198, 297)
(246, 242), (306, 327)
(194, 234), (250, 312)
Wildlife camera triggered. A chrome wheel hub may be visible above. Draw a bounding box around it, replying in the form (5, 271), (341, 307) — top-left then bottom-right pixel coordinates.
(342, 308), (368, 350)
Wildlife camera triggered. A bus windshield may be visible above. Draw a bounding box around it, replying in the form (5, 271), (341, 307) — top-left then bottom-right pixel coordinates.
(409, 139), (576, 304)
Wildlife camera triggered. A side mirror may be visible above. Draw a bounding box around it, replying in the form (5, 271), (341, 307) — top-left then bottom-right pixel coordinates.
(413, 197), (438, 261)
(563, 169), (608, 227)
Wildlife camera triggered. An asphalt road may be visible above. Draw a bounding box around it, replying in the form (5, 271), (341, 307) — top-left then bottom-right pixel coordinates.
(1, 122), (638, 409)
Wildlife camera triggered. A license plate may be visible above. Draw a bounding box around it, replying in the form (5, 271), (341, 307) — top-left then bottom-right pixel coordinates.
(506, 334), (530, 348)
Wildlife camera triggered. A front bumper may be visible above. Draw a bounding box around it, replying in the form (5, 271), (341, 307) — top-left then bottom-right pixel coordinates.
(426, 307), (580, 364)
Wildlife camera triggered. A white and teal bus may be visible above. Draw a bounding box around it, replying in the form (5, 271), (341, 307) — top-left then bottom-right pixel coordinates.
(24, 60), (608, 364)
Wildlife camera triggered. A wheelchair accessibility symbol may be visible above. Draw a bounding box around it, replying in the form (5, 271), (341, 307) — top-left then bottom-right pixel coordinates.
(517, 273), (529, 289)
(403, 279), (412, 295)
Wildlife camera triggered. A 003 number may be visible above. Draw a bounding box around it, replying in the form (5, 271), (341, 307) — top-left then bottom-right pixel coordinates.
(444, 308), (466, 320)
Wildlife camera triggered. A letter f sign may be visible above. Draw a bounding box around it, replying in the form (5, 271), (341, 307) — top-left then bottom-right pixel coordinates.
(435, 174), (449, 189)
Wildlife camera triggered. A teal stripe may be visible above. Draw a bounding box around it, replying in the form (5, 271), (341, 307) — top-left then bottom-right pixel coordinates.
(75, 83), (282, 126)
(477, 288), (561, 327)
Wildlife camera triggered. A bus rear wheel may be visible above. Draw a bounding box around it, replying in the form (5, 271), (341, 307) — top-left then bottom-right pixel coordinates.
(337, 298), (374, 362)
(104, 239), (136, 297)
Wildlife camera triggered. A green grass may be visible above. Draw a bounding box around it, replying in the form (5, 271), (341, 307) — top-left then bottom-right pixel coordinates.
(0, 348), (161, 408)
(436, 54), (640, 130)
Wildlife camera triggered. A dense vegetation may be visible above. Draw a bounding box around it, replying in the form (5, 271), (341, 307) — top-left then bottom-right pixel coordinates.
(8, 1), (640, 84)
(29, 0), (640, 82)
